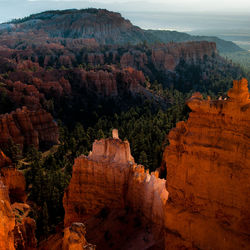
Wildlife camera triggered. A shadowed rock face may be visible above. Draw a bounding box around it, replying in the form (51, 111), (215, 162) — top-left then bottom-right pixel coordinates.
(62, 223), (96, 250)
(162, 78), (250, 249)
(0, 106), (59, 150)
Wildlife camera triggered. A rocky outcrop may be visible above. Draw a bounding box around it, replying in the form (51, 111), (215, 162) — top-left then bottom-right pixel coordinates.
(151, 41), (217, 71)
(12, 203), (37, 250)
(0, 167), (27, 203)
(63, 132), (135, 226)
(63, 129), (167, 234)
(0, 156), (36, 250)
(0, 163), (37, 250)
(0, 9), (242, 53)
(0, 9), (147, 45)
(162, 78), (250, 249)
(126, 166), (168, 228)
(0, 106), (59, 149)
(63, 223), (95, 250)
(0, 178), (15, 250)
(74, 67), (146, 97)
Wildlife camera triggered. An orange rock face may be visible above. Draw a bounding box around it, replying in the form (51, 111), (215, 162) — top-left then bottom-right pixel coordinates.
(0, 165), (37, 250)
(38, 223), (95, 250)
(162, 78), (250, 249)
(12, 203), (37, 250)
(63, 130), (167, 235)
(0, 179), (15, 250)
(0, 167), (27, 203)
(0, 106), (59, 149)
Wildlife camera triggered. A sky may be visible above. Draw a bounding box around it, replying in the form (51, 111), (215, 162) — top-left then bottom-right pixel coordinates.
(0, 0), (250, 23)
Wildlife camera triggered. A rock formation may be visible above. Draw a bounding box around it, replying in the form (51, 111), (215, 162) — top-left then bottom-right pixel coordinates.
(62, 223), (95, 250)
(38, 222), (95, 250)
(0, 167), (27, 203)
(12, 203), (37, 250)
(0, 151), (37, 250)
(0, 106), (59, 149)
(0, 178), (15, 250)
(63, 130), (167, 249)
(151, 41), (216, 71)
(74, 67), (147, 97)
(162, 78), (250, 249)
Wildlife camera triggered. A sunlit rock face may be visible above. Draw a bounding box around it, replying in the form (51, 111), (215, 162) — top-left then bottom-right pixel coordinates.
(0, 157), (37, 250)
(0, 106), (59, 149)
(12, 203), (37, 250)
(63, 130), (167, 234)
(0, 178), (15, 250)
(152, 41), (217, 71)
(162, 78), (250, 249)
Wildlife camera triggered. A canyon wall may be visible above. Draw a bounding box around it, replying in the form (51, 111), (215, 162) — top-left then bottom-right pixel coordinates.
(63, 130), (167, 231)
(120, 41), (217, 72)
(0, 171), (36, 250)
(0, 152), (37, 250)
(0, 106), (59, 149)
(162, 78), (250, 249)
(0, 178), (15, 250)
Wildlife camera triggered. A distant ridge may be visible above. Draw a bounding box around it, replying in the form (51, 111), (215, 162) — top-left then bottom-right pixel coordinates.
(0, 8), (243, 53)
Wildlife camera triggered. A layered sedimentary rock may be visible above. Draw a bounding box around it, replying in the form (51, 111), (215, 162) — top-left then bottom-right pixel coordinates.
(0, 106), (59, 149)
(74, 67), (147, 97)
(0, 155), (36, 250)
(63, 130), (167, 231)
(0, 178), (15, 250)
(162, 78), (250, 249)
(63, 133), (135, 226)
(12, 203), (37, 250)
(0, 167), (27, 203)
(151, 41), (216, 71)
(63, 223), (96, 250)
(39, 223), (95, 250)
(126, 166), (168, 228)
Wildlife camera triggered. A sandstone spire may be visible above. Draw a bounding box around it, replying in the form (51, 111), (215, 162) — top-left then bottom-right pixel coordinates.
(162, 78), (250, 249)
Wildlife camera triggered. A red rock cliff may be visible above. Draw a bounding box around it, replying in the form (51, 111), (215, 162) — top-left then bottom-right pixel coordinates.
(63, 130), (167, 230)
(0, 178), (15, 250)
(163, 78), (250, 249)
(0, 106), (59, 149)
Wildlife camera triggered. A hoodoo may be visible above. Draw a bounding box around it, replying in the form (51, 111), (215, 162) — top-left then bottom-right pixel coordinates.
(63, 130), (167, 248)
(162, 78), (250, 249)
(0, 107), (59, 149)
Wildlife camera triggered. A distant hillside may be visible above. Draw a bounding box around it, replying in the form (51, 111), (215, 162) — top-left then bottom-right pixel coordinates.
(0, 8), (243, 53)
(145, 30), (243, 53)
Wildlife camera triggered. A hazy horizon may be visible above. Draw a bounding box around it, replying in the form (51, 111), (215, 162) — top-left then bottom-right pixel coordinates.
(0, 1), (249, 50)
(0, 0), (250, 23)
